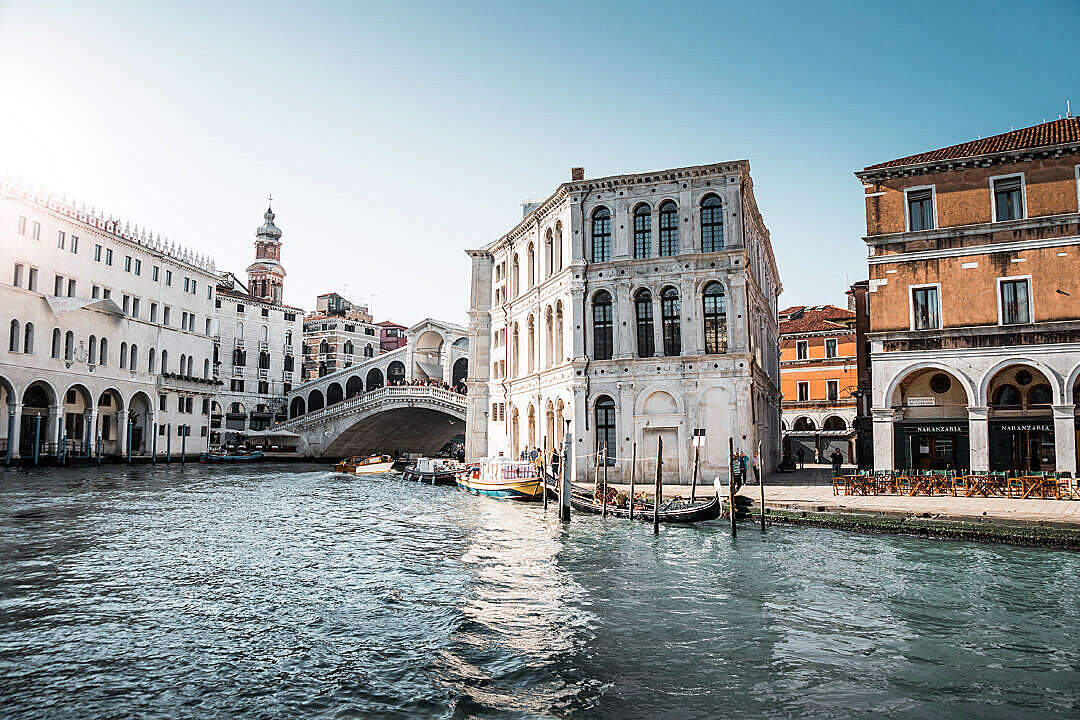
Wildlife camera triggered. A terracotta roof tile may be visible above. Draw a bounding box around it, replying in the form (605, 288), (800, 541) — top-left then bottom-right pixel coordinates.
(863, 117), (1080, 171)
(779, 305), (855, 335)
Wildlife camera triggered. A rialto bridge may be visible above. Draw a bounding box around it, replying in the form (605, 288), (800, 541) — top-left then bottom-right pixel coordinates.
(275, 318), (470, 457)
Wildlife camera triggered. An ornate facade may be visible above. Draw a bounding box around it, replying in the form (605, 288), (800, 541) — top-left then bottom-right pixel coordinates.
(465, 163), (782, 484)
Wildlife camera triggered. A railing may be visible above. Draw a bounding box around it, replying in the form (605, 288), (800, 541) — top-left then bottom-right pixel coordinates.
(232, 366), (245, 377)
(259, 341), (269, 351)
(158, 373), (221, 393)
(282, 371), (293, 382)
(258, 368), (269, 379)
(279, 385), (467, 429)
(234, 338), (245, 347)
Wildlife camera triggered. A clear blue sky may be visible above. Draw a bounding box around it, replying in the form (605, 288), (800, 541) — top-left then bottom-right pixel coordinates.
(2, 0), (1078, 324)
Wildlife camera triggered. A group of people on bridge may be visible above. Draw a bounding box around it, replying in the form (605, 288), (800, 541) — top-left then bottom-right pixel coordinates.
(386, 378), (467, 395)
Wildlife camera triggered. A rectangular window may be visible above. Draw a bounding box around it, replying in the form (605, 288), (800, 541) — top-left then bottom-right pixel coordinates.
(911, 285), (940, 330)
(159, 394), (167, 411)
(825, 338), (837, 358)
(105, 249), (113, 266)
(796, 340), (808, 360)
(237, 303), (245, 313)
(92, 285), (100, 299)
(150, 303), (158, 322)
(122, 295), (130, 314)
(134, 259), (141, 275)
(28, 267), (38, 291)
(205, 318), (211, 334)
(67, 279), (76, 297)
(999, 278), (1031, 325)
(152, 265), (159, 281)
(131, 298), (140, 318)
(992, 175), (1024, 222)
(95, 244), (102, 261)
(125, 256), (132, 272)
(17, 216), (26, 235)
(70, 236), (78, 254)
(827, 380), (839, 403)
(183, 277), (190, 292)
(54, 275), (64, 296)
(13, 263), (22, 287)
(262, 308), (270, 317)
(165, 270), (172, 286)
(190, 280), (196, 295)
(163, 306), (171, 325)
(207, 286), (213, 300)
(31, 221), (40, 240)
(258, 381), (269, 395)
(57, 231), (66, 249)
(906, 187), (935, 231)
(231, 379), (244, 392)
(102, 287), (110, 300)
(797, 381), (809, 402)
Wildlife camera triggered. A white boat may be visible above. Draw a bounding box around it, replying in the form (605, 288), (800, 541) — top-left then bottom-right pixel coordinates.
(457, 457), (544, 501)
(402, 457), (465, 485)
(333, 454), (395, 475)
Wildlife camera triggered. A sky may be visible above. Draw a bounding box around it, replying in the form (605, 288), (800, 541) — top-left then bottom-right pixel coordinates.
(1, 0), (1078, 325)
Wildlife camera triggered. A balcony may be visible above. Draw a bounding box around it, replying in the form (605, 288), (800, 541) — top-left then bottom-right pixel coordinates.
(234, 337), (245, 348)
(212, 335), (221, 343)
(232, 366), (245, 377)
(259, 341), (269, 351)
(258, 368), (269, 379)
(157, 373), (221, 394)
(282, 371), (293, 382)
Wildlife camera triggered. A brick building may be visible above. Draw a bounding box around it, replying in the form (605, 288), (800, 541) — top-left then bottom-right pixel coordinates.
(301, 293), (380, 381)
(377, 320), (407, 353)
(779, 304), (858, 463)
(855, 116), (1080, 474)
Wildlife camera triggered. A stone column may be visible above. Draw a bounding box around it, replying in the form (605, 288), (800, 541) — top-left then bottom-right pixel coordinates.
(680, 276), (699, 355)
(1053, 405), (1077, 476)
(614, 279), (632, 360)
(652, 295), (664, 358)
(617, 381), (634, 481)
(571, 382), (588, 482)
(570, 287), (585, 360)
(84, 408), (96, 456)
(7, 404), (21, 460)
(871, 408), (895, 471)
(116, 409), (129, 457)
(967, 406), (990, 472)
(46, 403), (62, 445)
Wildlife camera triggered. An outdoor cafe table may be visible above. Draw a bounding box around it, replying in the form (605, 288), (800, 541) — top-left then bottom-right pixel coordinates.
(964, 475), (994, 498)
(1018, 475), (1059, 500)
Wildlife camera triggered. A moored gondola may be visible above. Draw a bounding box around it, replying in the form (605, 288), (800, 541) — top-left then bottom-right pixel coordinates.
(565, 482), (722, 523)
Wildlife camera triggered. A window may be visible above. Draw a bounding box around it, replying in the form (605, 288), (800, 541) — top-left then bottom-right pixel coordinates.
(827, 380), (839, 403)
(163, 306), (171, 326)
(122, 295), (131, 315)
(17, 216), (26, 235)
(660, 287), (681, 356)
(8, 320), (19, 352)
(825, 338), (837, 358)
(261, 308), (269, 317)
(54, 275), (64, 296)
(702, 282), (728, 354)
(258, 381), (269, 395)
(51, 327), (61, 358)
(911, 285), (940, 330)
(634, 289), (654, 357)
(150, 303), (158, 322)
(131, 298), (139, 318)
(159, 394), (167, 412)
(101, 287), (110, 299)
(64, 331), (74, 361)
(125, 256), (132, 272)
(237, 304), (245, 314)
(134, 259), (141, 276)
(906, 187), (935, 231)
(23, 322), (33, 354)
(105, 249), (113, 266)
(94, 244), (102, 261)
(700, 195), (724, 252)
(120, 342), (127, 368)
(28, 267), (38, 291)
(231, 379), (245, 392)
(165, 270), (172, 286)
(595, 396), (616, 464)
(999, 277), (1031, 325)
(57, 231), (66, 249)
(796, 340), (808, 360)
(591, 207), (611, 263)
(633, 205), (651, 258)
(592, 290), (613, 360)
(797, 381), (809, 402)
(658, 201), (679, 256)
(152, 266), (159, 281)
(92, 285), (100, 299)
(13, 263), (22, 287)
(88, 336), (96, 363)
(67, 279), (76, 298)
(70, 236), (78, 254)
(129, 344), (138, 371)
(99, 338), (108, 366)
(992, 175), (1024, 222)
(31, 221), (40, 240)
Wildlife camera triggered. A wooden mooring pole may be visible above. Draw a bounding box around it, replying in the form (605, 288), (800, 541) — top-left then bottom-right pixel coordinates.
(629, 442), (636, 521)
(653, 436), (662, 535)
(728, 436), (737, 538)
(559, 423), (571, 522)
(690, 436), (700, 503)
(601, 444), (608, 518)
(758, 441), (765, 532)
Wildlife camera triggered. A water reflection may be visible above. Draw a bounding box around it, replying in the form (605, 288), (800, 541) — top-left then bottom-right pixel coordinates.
(0, 464), (1078, 719)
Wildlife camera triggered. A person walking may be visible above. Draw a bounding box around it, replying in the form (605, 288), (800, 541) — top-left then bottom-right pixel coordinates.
(796, 447), (805, 470)
(830, 449), (844, 479)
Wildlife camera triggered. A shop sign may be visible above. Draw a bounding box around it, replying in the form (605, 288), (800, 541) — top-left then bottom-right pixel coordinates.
(994, 423), (1053, 433)
(898, 424), (966, 434)
(906, 397), (936, 406)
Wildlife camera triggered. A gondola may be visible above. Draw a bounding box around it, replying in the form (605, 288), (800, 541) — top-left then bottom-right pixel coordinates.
(200, 450), (264, 463)
(564, 481), (723, 524)
(402, 457), (465, 485)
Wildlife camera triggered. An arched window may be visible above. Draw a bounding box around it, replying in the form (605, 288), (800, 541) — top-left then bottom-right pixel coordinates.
(634, 289), (654, 357)
(120, 342), (128, 368)
(52, 328), (61, 358)
(8, 320), (19, 352)
(511, 323), (520, 377)
(318, 362), (328, 377)
(285, 330), (292, 346)
(554, 222), (563, 272)
(343, 340), (354, 356)
(701, 195), (724, 252)
(661, 287), (681, 356)
(88, 335), (97, 364)
(823, 416), (846, 431)
(363, 345), (373, 358)
(319, 339), (330, 355)
(793, 417), (816, 431)
(993, 385), (1022, 407)
(148, 348), (156, 374)
(99, 338), (108, 366)
(236, 321), (243, 340)
(187, 355), (194, 376)
(259, 351), (270, 369)
(1028, 384), (1053, 406)
(65, 331), (74, 362)
(160, 349), (168, 374)
(203, 358), (210, 379)
(545, 229), (554, 277)
(659, 201), (679, 256)
(284, 355), (294, 372)
(595, 395), (616, 465)
(633, 204), (651, 258)
(527, 315), (536, 374)
(23, 322), (34, 354)
(527, 242), (535, 288)
(591, 207), (611, 262)
(592, 290), (613, 360)
(703, 282), (728, 354)
(129, 344), (138, 371)
(544, 306), (554, 368)
(261, 325), (268, 342)
(555, 301), (564, 363)
(511, 253), (520, 297)
(180, 353), (187, 376)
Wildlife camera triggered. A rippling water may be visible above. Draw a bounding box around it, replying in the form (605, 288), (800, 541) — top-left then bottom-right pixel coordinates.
(1, 464), (1078, 719)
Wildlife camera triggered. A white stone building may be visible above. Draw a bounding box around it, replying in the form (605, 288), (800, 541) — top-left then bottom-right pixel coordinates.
(0, 180), (220, 460)
(465, 163), (782, 484)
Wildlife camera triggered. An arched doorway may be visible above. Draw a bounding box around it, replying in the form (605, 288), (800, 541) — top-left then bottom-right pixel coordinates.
(21, 381), (56, 458)
(387, 361), (405, 386)
(986, 363), (1058, 472)
(96, 388), (125, 456)
(61, 383), (93, 455)
(413, 330), (444, 381)
(129, 391), (154, 455)
(366, 368), (384, 391)
(346, 375), (363, 398)
(452, 358), (468, 387)
(889, 366), (972, 471)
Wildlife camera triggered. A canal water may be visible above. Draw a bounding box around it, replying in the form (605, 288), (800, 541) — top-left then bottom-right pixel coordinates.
(0, 464), (1078, 719)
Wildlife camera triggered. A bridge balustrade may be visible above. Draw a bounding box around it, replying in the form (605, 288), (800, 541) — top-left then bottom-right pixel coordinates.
(277, 385), (466, 429)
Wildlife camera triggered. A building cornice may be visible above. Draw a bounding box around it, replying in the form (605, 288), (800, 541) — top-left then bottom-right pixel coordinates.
(867, 232), (1080, 265)
(855, 142), (1080, 183)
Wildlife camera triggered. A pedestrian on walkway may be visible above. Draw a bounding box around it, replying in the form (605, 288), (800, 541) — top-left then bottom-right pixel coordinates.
(830, 449), (844, 478)
(796, 447), (805, 470)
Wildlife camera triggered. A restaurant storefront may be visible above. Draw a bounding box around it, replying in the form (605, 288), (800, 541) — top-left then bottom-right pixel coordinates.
(990, 421), (1056, 473)
(894, 421), (969, 471)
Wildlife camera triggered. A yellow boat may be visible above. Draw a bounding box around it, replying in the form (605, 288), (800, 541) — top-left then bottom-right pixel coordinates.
(457, 458), (544, 501)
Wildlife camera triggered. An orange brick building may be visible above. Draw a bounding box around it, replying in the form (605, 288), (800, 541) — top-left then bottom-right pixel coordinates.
(855, 117), (1080, 473)
(779, 304), (858, 463)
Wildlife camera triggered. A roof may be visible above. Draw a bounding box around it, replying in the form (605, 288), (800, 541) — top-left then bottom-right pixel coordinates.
(862, 117), (1080, 172)
(376, 320), (407, 328)
(779, 305), (855, 335)
(216, 285), (303, 312)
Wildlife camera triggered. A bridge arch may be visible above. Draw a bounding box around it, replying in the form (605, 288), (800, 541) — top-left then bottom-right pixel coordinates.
(327, 382), (344, 406)
(387, 360), (405, 385)
(346, 375), (363, 398)
(367, 368), (384, 390)
(289, 397), (306, 418)
(308, 389), (324, 412)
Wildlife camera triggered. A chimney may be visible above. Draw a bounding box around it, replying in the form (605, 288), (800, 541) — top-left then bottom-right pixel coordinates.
(571, 167), (584, 181)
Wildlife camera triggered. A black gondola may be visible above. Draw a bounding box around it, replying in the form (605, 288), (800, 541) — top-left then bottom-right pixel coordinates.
(560, 483), (723, 524)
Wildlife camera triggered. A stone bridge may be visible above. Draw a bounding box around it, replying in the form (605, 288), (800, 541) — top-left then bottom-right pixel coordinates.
(276, 318), (470, 458)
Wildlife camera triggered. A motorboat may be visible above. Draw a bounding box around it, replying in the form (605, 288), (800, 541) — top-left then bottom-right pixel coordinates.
(402, 457), (466, 485)
(456, 457), (544, 501)
(334, 454), (395, 475)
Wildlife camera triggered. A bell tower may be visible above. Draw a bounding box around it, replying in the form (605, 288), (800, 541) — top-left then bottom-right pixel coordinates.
(246, 196), (287, 304)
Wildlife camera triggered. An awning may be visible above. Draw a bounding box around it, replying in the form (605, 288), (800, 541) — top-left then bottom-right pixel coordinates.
(44, 294), (124, 317)
(242, 429), (301, 438)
